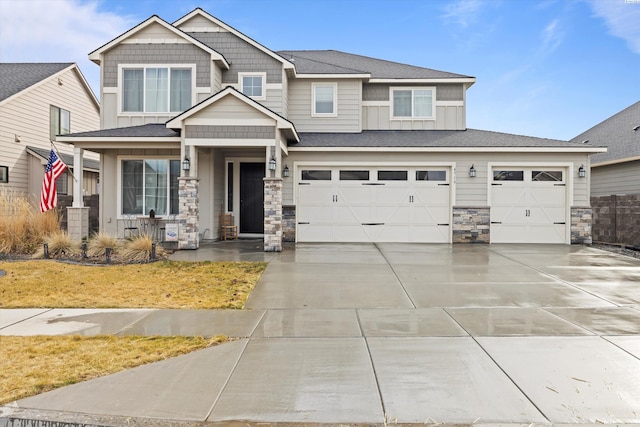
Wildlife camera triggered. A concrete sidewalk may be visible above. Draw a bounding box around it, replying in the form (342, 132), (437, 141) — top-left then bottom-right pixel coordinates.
(2, 242), (640, 426)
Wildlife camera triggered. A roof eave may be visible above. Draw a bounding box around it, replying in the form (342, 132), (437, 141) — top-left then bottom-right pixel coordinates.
(369, 77), (476, 84)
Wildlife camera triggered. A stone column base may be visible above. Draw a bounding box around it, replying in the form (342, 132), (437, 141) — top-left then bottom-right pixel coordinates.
(264, 178), (283, 252)
(178, 177), (199, 250)
(67, 207), (89, 242)
(571, 206), (592, 244)
(452, 206), (490, 243)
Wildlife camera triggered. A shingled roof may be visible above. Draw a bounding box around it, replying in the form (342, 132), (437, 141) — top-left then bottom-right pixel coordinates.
(277, 50), (473, 80)
(62, 123), (181, 138)
(295, 129), (601, 149)
(27, 146), (99, 171)
(571, 101), (640, 165)
(0, 63), (73, 102)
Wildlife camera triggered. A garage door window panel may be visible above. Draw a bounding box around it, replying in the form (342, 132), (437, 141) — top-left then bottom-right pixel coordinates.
(532, 171), (563, 182)
(378, 170), (408, 181)
(339, 170), (370, 181)
(493, 170), (524, 181)
(416, 170), (447, 181)
(301, 170), (332, 181)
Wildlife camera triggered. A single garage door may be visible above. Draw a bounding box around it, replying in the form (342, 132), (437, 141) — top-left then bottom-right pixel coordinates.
(490, 168), (567, 243)
(297, 167), (451, 243)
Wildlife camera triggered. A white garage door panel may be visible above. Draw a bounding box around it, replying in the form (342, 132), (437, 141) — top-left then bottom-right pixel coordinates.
(490, 168), (567, 244)
(297, 167), (451, 243)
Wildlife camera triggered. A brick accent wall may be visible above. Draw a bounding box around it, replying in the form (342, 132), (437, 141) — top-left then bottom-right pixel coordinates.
(452, 206), (490, 243)
(178, 177), (199, 250)
(591, 194), (640, 245)
(283, 205), (296, 242)
(185, 125), (275, 139)
(570, 207), (593, 245)
(264, 178), (283, 252)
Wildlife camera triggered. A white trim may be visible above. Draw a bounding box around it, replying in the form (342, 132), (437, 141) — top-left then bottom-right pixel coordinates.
(591, 155), (640, 167)
(436, 100), (464, 107)
(312, 82), (338, 117)
(362, 100), (390, 107)
(121, 38), (191, 44)
(295, 73), (371, 79)
(103, 87), (117, 94)
(185, 138), (273, 147)
(288, 146), (607, 153)
(370, 78), (476, 84)
(117, 64), (197, 115)
(183, 117), (276, 126)
(238, 72), (267, 100)
(195, 87), (211, 94)
(390, 86), (436, 121)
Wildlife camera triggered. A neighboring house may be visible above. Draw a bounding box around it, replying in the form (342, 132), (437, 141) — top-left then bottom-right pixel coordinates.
(59, 8), (604, 251)
(0, 63), (100, 206)
(571, 101), (640, 245)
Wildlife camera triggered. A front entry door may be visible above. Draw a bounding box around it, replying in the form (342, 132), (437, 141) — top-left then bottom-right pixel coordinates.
(239, 162), (264, 233)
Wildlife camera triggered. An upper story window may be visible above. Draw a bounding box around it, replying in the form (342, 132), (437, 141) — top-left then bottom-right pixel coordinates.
(122, 66), (193, 113)
(312, 83), (337, 116)
(239, 72), (266, 99)
(391, 87), (435, 119)
(50, 105), (70, 139)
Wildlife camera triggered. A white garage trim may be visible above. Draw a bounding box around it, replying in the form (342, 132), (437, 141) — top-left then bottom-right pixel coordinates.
(294, 161), (455, 243)
(488, 162), (573, 244)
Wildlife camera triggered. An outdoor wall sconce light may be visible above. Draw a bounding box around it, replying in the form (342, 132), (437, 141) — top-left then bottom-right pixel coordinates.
(283, 165), (290, 177)
(578, 164), (586, 178)
(182, 156), (190, 171)
(268, 157), (277, 171)
(469, 164), (476, 178)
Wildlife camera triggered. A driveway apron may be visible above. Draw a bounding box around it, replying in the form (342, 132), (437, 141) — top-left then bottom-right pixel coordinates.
(4, 242), (640, 425)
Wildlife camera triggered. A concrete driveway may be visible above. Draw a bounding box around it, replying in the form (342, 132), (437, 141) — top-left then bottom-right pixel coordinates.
(3, 242), (640, 426)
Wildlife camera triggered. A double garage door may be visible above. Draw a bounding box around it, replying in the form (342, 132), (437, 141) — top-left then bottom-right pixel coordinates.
(297, 166), (452, 243)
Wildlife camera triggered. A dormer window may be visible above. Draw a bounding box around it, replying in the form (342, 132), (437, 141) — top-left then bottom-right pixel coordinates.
(239, 72), (266, 100)
(121, 66), (193, 113)
(391, 87), (435, 119)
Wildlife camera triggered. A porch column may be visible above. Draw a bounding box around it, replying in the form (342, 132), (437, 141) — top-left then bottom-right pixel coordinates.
(67, 146), (89, 241)
(264, 177), (283, 252)
(178, 177), (200, 250)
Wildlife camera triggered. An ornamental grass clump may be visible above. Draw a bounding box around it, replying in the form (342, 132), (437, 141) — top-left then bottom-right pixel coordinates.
(87, 232), (119, 257)
(119, 234), (166, 262)
(31, 231), (80, 258)
(0, 189), (60, 255)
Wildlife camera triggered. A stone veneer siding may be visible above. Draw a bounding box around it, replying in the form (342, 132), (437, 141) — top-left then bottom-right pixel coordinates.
(264, 178), (283, 252)
(570, 206), (593, 245)
(591, 194), (640, 245)
(178, 177), (199, 250)
(283, 205), (296, 242)
(452, 206), (490, 243)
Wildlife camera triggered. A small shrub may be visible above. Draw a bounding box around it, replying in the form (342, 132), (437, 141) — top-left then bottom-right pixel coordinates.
(32, 231), (80, 258)
(87, 232), (119, 257)
(119, 234), (166, 262)
(0, 189), (61, 255)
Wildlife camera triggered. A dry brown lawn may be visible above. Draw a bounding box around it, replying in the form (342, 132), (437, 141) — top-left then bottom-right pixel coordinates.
(0, 335), (226, 405)
(0, 260), (266, 309)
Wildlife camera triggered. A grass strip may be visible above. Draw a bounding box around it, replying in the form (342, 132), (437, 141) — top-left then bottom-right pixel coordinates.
(0, 260), (266, 309)
(0, 335), (226, 405)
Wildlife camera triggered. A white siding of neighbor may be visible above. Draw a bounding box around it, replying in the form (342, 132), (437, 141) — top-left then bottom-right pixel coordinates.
(0, 66), (100, 201)
(591, 160), (640, 197)
(281, 151), (591, 206)
(287, 80), (361, 133)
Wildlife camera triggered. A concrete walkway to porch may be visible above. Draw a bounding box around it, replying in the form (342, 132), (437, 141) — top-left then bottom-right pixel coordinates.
(2, 241), (640, 426)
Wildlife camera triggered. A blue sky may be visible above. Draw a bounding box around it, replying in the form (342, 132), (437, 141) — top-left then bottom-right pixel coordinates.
(1, 0), (639, 140)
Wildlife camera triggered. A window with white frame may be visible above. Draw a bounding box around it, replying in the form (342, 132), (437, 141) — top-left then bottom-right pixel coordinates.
(312, 83), (337, 116)
(50, 105), (70, 139)
(391, 87), (434, 119)
(122, 66), (193, 113)
(239, 73), (265, 99)
(121, 159), (180, 216)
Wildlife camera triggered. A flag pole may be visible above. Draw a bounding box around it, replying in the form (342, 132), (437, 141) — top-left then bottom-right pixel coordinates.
(50, 139), (78, 183)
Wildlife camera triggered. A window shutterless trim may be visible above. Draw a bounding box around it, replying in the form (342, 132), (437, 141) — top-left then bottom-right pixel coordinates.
(238, 72), (267, 100)
(389, 86), (436, 120)
(311, 82), (338, 117)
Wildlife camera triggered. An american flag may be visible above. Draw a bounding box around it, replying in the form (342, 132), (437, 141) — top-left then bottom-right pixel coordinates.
(40, 150), (67, 213)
